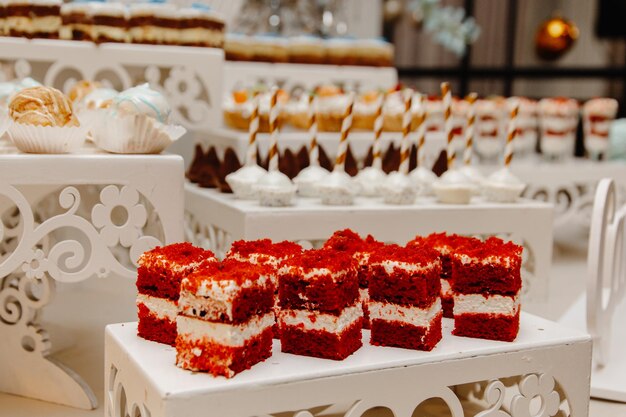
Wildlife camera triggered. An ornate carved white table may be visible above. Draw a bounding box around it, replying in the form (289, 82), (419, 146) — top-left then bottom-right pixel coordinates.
(0, 142), (184, 409)
(105, 314), (591, 417)
(184, 184), (553, 302)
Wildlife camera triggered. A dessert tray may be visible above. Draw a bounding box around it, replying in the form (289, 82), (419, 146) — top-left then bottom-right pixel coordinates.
(105, 314), (591, 417)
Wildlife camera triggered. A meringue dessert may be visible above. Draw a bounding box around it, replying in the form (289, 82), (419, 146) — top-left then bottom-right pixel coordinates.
(380, 172), (417, 205)
(355, 166), (387, 197)
(293, 165), (330, 197)
(483, 168), (526, 203)
(256, 170), (297, 207)
(317, 170), (358, 205)
(433, 169), (473, 204)
(9, 86), (79, 127)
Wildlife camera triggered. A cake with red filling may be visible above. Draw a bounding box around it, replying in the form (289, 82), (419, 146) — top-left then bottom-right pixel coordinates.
(324, 229), (384, 329)
(408, 233), (478, 318)
(278, 248), (362, 360)
(226, 239), (302, 337)
(368, 244), (442, 351)
(450, 237), (523, 342)
(136, 242), (216, 346)
(175, 260), (275, 377)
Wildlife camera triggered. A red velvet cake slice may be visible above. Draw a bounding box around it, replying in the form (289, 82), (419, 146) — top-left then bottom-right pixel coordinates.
(176, 259), (275, 378)
(136, 242), (216, 346)
(324, 229), (384, 329)
(450, 237), (523, 342)
(278, 248), (362, 360)
(226, 239), (302, 337)
(368, 244), (443, 351)
(408, 233), (478, 318)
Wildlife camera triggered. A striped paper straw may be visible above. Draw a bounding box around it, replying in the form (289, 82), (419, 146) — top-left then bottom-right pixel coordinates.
(245, 94), (260, 166)
(399, 89), (413, 174)
(371, 93), (385, 170)
(267, 88), (280, 172)
(334, 92), (355, 172)
(414, 93), (427, 167)
(463, 92), (478, 166)
(504, 103), (520, 167)
(308, 94), (320, 167)
(441, 82), (454, 169)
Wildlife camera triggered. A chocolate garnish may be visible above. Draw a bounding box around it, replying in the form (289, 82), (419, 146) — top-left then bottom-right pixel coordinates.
(218, 148), (241, 193)
(363, 146), (374, 167)
(186, 144), (205, 183)
(409, 144), (417, 172)
(345, 145), (358, 177)
(432, 150), (447, 177)
(318, 146), (333, 171)
(296, 146), (309, 175)
(383, 143), (399, 173)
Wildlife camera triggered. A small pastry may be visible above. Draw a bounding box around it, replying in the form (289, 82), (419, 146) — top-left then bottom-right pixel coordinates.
(316, 85), (350, 132)
(81, 88), (118, 110)
(433, 169), (473, 204)
(111, 83), (171, 123)
(353, 91), (380, 130)
(225, 165), (267, 199)
(355, 166), (387, 197)
(9, 86), (79, 127)
(354, 38), (394, 67)
(293, 165), (329, 197)
(380, 172), (417, 205)
(409, 167), (438, 196)
(288, 35), (326, 64)
(68, 80), (101, 104)
(458, 165), (485, 195)
(483, 168), (525, 203)
(317, 170), (358, 205)
(224, 33), (254, 61)
(256, 170), (297, 207)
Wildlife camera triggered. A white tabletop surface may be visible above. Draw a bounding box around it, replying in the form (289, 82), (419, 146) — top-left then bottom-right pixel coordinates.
(0, 246), (624, 417)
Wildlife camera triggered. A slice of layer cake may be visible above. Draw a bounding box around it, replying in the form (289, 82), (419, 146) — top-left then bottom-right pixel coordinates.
(450, 237), (523, 342)
(176, 260), (275, 377)
(408, 233), (478, 318)
(368, 244), (442, 351)
(324, 229), (384, 329)
(136, 242), (216, 345)
(278, 248), (362, 360)
(226, 239), (302, 337)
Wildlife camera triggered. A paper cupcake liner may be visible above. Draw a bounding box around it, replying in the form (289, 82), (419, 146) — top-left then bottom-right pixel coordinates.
(0, 110), (9, 140)
(8, 121), (89, 154)
(93, 113), (186, 154)
(77, 108), (107, 142)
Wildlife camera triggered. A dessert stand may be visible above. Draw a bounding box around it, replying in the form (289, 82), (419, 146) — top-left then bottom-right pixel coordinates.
(185, 185), (553, 301)
(223, 60), (398, 93)
(104, 314), (591, 417)
(0, 142), (184, 410)
(0, 36), (225, 408)
(559, 178), (626, 402)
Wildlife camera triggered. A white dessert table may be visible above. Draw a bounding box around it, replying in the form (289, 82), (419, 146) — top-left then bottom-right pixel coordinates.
(104, 314), (591, 417)
(185, 184), (553, 302)
(0, 142), (185, 409)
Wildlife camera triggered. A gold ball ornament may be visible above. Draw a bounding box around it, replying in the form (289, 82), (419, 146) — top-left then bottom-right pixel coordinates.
(535, 16), (579, 61)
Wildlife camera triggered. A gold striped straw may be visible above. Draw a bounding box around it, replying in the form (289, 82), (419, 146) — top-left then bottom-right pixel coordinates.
(245, 94), (260, 166)
(414, 93), (427, 168)
(504, 103), (520, 167)
(334, 92), (355, 172)
(267, 87), (280, 172)
(308, 93), (320, 167)
(371, 92), (385, 170)
(463, 92), (478, 166)
(441, 81), (454, 169)
(399, 89), (413, 175)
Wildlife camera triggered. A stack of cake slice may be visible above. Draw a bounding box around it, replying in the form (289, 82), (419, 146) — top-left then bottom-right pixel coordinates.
(450, 237), (523, 342)
(277, 248), (363, 360)
(368, 244), (443, 351)
(175, 259), (275, 377)
(136, 242), (216, 345)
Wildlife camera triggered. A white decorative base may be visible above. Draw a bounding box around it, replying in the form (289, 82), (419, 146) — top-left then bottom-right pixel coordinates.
(559, 292), (626, 402)
(105, 314), (591, 417)
(0, 143), (185, 409)
(185, 184), (553, 301)
(223, 61), (398, 93)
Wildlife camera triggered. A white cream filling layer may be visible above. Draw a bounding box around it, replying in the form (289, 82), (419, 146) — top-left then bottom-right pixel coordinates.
(192, 274), (271, 301)
(440, 279), (453, 297)
(369, 299), (441, 328)
(176, 311), (274, 347)
(456, 253), (517, 268)
(453, 293), (520, 315)
(136, 293), (177, 321)
(279, 304), (363, 333)
(374, 260), (437, 275)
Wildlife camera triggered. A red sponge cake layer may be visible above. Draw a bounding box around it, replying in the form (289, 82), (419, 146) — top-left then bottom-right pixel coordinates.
(368, 244), (443, 351)
(453, 310), (520, 342)
(280, 317), (362, 360)
(137, 302), (177, 346)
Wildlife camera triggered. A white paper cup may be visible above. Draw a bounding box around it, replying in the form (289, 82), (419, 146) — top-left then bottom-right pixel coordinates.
(8, 121), (89, 153)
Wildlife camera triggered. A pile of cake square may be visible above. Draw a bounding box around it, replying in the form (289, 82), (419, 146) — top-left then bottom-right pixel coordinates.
(134, 230), (523, 378)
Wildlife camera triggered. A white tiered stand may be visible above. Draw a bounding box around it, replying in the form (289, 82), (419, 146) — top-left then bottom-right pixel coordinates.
(105, 315), (591, 417)
(0, 37), (224, 409)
